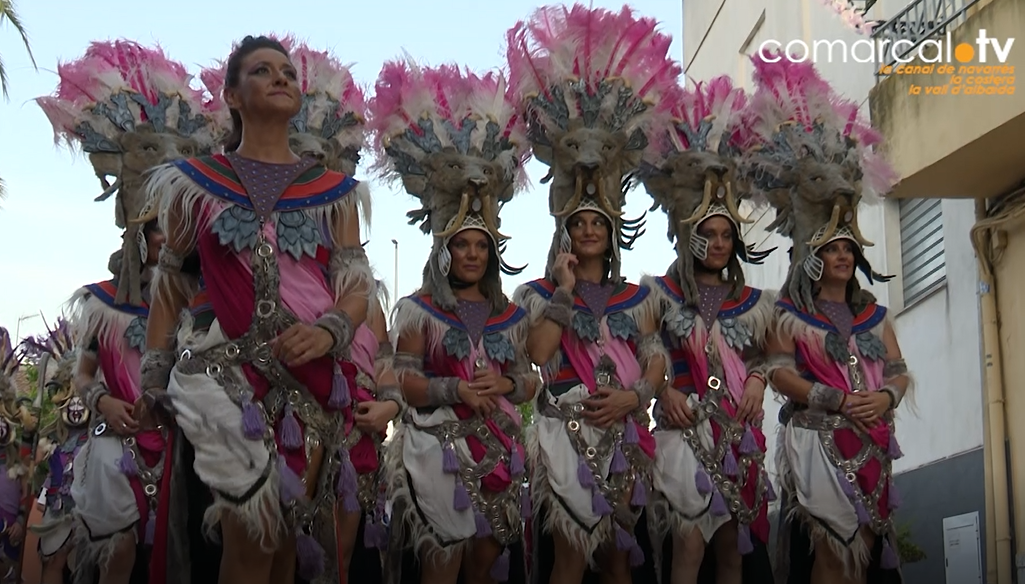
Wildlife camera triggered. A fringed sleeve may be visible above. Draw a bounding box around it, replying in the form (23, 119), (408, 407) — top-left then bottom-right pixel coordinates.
(143, 162), (207, 303)
(502, 314), (542, 405)
(510, 282), (565, 377)
(326, 182), (376, 303)
(634, 275), (677, 387)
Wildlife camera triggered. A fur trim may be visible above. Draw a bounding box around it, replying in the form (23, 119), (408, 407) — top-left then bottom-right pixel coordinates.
(202, 459), (286, 552)
(71, 521), (136, 575)
(66, 287), (136, 349)
(511, 283), (563, 375)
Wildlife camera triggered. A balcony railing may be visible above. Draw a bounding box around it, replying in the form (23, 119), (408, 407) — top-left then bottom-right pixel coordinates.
(871, 0), (982, 80)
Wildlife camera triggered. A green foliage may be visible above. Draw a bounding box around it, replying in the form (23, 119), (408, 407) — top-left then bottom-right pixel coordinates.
(517, 401), (533, 426)
(896, 522), (927, 564)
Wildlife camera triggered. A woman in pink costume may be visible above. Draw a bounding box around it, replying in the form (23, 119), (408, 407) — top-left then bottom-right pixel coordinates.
(35, 39), (218, 584)
(138, 35), (376, 584)
(369, 57), (538, 584)
(746, 53), (909, 584)
(506, 5), (679, 583)
(637, 75), (777, 584)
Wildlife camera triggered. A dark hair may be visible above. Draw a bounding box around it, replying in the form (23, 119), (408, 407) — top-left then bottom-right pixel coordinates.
(222, 35), (290, 152)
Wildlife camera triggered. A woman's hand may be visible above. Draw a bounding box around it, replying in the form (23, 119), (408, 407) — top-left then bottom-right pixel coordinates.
(735, 376), (766, 424)
(273, 323), (335, 367)
(469, 369), (513, 398)
(99, 396), (139, 436)
(354, 401), (400, 434)
(582, 386), (639, 429)
(658, 388), (696, 429)
(551, 253), (578, 292)
(134, 389), (176, 429)
(840, 394), (874, 434)
(458, 381), (497, 417)
(846, 391), (891, 428)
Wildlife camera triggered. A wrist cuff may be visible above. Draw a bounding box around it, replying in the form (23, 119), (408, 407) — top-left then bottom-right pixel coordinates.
(808, 382), (846, 411)
(315, 309), (355, 358)
(426, 377), (461, 406)
(140, 349), (175, 391)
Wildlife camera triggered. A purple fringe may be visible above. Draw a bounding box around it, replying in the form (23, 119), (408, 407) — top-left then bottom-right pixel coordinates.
(624, 418), (639, 444)
(520, 485), (532, 519)
(888, 480), (902, 510)
(117, 449), (138, 477)
(510, 445), (524, 476)
(144, 510), (156, 546)
(279, 460), (306, 504)
(475, 512), (492, 537)
(336, 449), (357, 498)
(888, 432), (904, 459)
(241, 396), (265, 440)
(490, 548), (510, 582)
(723, 449), (738, 476)
(280, 405), (303, 450)
(695, 468), (713, 496)
(443, 444), (459, 474)
(454, 480), (471, 511)
(854, 499), (871, 525)
(737, 522), (754, 555)
(881, 538), (900, 569)
(363, 520), (387, 550)
(630, 475), (647, 507)
(296, 533), (325, 580)
(610, 447), (628, 474)
(578, 457), (594, 488)
(592, 489), (613, 516)
(615, 524), (634, 551)
(710, 490), (729, 516)
(329, 365), (351, 409)
(740, 425), (758, 454)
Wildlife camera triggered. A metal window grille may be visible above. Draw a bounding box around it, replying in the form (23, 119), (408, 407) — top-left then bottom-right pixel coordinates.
(899, 198), (946, 305)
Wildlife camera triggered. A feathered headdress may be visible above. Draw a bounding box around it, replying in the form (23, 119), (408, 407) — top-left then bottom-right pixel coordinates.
(35, 40), (221, 306)
(0, 327), (21, 403)
(368, 56), (530, 311)
(743, 50), (899, 312)
(641, 75), (775, 304)
(506, 3), (681, 280)
(23, 317), (84, 433)
(200, 36), (369, 177)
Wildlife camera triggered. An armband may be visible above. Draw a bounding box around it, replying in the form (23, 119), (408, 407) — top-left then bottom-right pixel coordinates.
(807, 382), (846, 412)
(542, 287), (574, 328)
(140, 349), (175, 391)
(426, 377), (461, 407)
(315, 309), (355, 358)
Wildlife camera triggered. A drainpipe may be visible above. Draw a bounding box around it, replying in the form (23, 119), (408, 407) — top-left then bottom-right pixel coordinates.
(972, 197), (1013, 584)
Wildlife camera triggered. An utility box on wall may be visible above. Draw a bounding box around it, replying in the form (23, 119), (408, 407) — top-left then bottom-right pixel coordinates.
(943, 512), (982, 584)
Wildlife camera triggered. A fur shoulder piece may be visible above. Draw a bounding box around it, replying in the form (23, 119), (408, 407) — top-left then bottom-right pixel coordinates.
(67, 283), (147, 353)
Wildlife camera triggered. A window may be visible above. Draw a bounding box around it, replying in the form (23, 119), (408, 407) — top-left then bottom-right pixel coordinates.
(898, 198), (946, 306)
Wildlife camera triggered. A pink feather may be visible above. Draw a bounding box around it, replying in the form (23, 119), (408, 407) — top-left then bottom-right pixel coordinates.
(646, 75), (749, 166)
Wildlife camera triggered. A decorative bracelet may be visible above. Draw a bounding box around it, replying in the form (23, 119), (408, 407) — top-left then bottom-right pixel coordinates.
(631, 378), (656, 407)
(542, 287), (574, 328)
(80, 381), (110, 414)
(158, 244), (185, 272)
(376, 384), (407, 419)
(880, 384), (905, 410)
(807, 382), (846, 412)
(882, 358), (908, 378)
(315, 309), (355, 358)
(140, 349), (176, 391)
(426, 377), (461, 406)
(504, 374), (529, 404)
(747, 372), (767, 386)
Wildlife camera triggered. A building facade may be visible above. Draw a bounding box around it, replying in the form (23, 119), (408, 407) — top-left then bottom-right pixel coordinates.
(681, 0), (988, 582)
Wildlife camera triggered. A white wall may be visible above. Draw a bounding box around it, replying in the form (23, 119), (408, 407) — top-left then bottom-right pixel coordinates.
(681, 0), (985, 487)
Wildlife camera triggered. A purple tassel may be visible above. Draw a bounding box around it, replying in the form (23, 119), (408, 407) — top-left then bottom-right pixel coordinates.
(454, 480), (471, 511)
(695, 468), (713, 496)
(363, 519), (383, 549)
(278, 461), (306, 504)
(329, 365), (351, 409)
(520, 485), (532, 519)
(836, 469), (856, 498)
(443, 444), (459, 474)
(881, 538), (900, 569)
(624, 418), (639, 444)
(737, 522), (754, 555)
(296, 533), (325, 580)
(766, 477), (777, 502)
(740, 426), (758, 455)
(117, 449), (138, 476)
(888, 433), (904, 459)
(630, 475), (647, 507)
(592, 489), (613, 516)
(615, 524), (634, 551)
(611, 447), (628, 474)
(336, 449), (357, 497)
(629, 544), (644, 567)
(241, 395), (265, 440)
(144, 510), (156, 546)
(279, 405), (303, 450)
(888, 480), (902, 510)
(490, 548), (510, 582)
(855, 499), (871, 525)
(723, 449), (738, 476)
(475, 512), (492, 537)
(510, 446), (524, 476)
(710, 490), (729, 516)
(578, 456), (594, 488)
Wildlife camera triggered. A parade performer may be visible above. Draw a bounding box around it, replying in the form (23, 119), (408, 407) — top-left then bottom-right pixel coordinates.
(195, 37), (398, 583)
(138, 35), (374, 584)
(35, 39), (219, 584)
(506, 5), (679, 582)
(0, 328), (36, 583)
(637, 76), (776, 584)
(745, 52), (907, 584)
(26, 319), (85, 584)
(369, 56), (538, 584)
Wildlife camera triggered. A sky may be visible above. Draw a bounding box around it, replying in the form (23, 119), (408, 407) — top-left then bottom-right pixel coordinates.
(0, 0), (686, 340)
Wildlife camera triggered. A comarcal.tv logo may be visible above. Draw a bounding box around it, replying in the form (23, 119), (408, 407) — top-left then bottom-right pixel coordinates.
(758, 30), (1015, 95)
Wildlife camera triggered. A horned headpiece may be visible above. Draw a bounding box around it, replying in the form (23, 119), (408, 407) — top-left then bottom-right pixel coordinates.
(641, 75), (774, 304)
(743, 50), (898, 312)
(23, 317), (85, 430)
(506, 4), (680, 281)
(0, 327), (29, 446)
(35, 40), (220, 306)
(200, 36), (369, 177)
(368, 57), (530, 311)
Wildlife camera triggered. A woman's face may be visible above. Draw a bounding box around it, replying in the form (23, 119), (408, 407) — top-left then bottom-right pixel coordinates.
(225, 48), (301, 119)
(146, 226), (166, 267)
(818, 239), (856, 284)
(567, 210), (610, 259)
(448, 229), (489, 284)
(695, 215), (734, 271)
